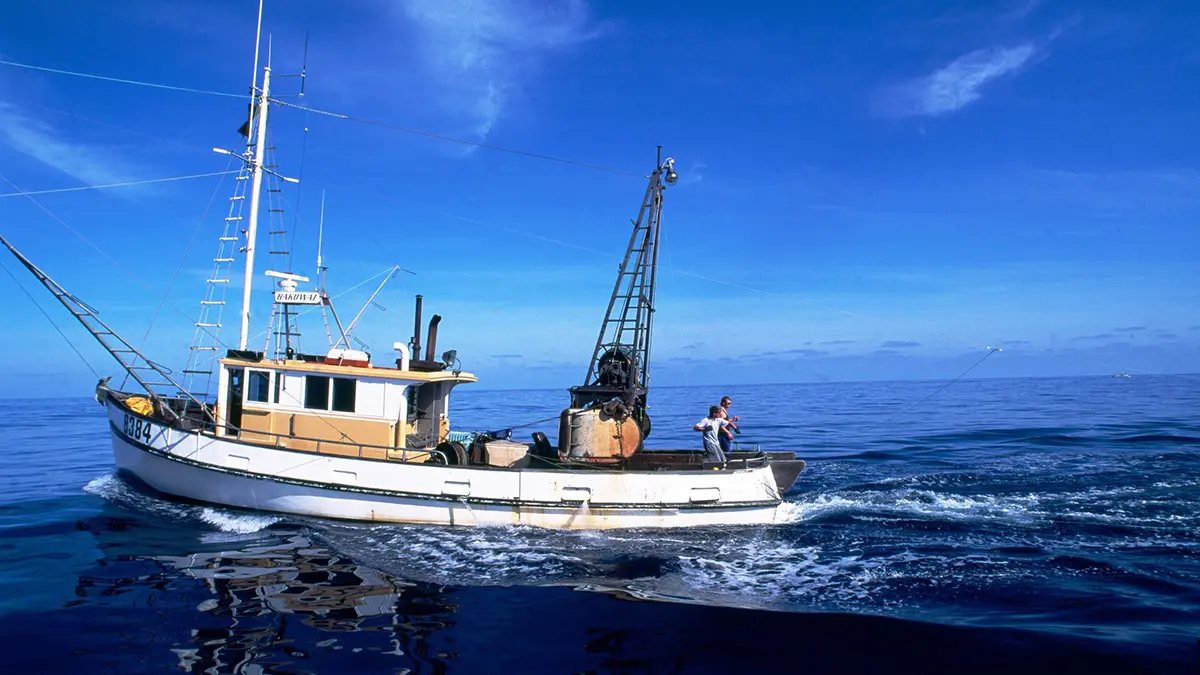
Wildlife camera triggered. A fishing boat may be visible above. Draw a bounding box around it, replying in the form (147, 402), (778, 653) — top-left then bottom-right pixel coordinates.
(2, 18), (805, 530)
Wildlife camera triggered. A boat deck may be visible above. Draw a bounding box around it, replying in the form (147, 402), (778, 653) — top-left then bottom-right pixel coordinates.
(119, 393), (806, 492)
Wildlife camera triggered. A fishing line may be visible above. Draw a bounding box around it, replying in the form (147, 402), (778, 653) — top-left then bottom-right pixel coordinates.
(271, 99), (641, 176)
(865, 347), (1002, 432)
(438, 210), (997, 352)
(0, 254), (100, 378)
(0, 58), (244, 98)
(439, 212), (614, 258)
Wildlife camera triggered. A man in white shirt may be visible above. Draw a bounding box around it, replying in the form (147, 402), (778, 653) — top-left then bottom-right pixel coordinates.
(693, 405), (731, 464)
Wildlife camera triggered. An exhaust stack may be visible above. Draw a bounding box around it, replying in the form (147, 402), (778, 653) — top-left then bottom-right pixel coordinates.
(411, 294), (423, 357)
(425, 315), (442, 363)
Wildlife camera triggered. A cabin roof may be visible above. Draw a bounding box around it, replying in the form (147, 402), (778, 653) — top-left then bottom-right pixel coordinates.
(219, 357), (478, 384)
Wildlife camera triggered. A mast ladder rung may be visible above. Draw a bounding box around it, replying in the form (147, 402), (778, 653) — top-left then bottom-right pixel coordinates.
(219, 237), (239, 242)
(190, 346), (219, 351)
(236, 175), (248, 181)
(269, 250), (289, 255)
(267, 230), (286, 235)
(206, 279), (230, 283)
(195, 323), (221, 328)
(268, 209), (284, 213)
(229, 195), (245, 201)
(182, 369), (212, 375)
(225, 216), (242, 221)
(213, 258), (235, 263)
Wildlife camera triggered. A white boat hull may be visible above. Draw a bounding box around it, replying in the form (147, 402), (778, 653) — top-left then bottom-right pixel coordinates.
(107, 402), (786, 529)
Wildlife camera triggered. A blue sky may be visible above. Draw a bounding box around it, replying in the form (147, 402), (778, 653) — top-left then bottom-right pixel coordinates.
(0, 0), (1197, 397)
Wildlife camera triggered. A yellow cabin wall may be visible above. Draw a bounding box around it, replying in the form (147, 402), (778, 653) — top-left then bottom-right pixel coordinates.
(239, 406), (397, 460)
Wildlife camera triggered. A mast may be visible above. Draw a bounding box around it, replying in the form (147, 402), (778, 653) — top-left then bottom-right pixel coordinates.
(569, 148), (677, 432)
(238, 65), (271, 350)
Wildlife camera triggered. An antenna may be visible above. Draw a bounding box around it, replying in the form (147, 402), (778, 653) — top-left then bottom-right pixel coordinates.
(299, 31), (309, 96)
(336, 266), (401, 349)
(249, 0), (264, 94)
(316, 190), (325, 272)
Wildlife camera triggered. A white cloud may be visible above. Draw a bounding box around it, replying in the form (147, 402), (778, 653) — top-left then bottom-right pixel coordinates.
(400, 0), (601, 140)
(878, 44), (1037, 118)
(0, 101), (139, 186)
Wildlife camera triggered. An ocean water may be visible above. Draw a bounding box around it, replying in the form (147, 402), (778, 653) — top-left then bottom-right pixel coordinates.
(0, 375), (1197, 673)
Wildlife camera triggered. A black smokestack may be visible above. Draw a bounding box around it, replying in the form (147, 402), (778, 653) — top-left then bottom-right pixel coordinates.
(425, 315), (442, 363)
(411, 294), (423, 356)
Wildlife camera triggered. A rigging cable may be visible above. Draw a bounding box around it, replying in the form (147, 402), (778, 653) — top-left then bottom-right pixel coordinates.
(285, 108), (311, 271)
(245, 264), (403, 344)
(270, 99), (641, 177)
(0, 170), (242, 198)
(122, 160), (236, 389)
(0, 58), (244, 98)
(0, 172), (230, 351)
(0, 254), (100, 379)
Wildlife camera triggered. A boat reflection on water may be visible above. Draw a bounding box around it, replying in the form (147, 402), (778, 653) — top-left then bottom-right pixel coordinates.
(156, 537), (433, 671)
(74, 513), (459, 673)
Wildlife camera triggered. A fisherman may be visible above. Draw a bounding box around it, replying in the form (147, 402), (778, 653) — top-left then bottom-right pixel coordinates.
(718, 396), (740, 455)
(693, 405), (731, 464)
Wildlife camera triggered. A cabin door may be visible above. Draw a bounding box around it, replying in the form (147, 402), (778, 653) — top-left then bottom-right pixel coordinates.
(226, 367), (245, 435)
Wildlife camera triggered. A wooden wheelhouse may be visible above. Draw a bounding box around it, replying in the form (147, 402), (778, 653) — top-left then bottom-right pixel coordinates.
(214, 345), (476, 460)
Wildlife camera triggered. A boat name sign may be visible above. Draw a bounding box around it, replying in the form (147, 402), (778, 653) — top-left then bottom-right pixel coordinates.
(274, 291), (322, 305)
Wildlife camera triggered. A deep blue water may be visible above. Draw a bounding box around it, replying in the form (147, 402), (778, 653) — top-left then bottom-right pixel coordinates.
(1, 375), (1197, 673)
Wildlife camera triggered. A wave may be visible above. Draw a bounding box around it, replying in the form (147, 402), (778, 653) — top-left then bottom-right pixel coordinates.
(198, 508), (280, 535)
(84, 472), (282, 537)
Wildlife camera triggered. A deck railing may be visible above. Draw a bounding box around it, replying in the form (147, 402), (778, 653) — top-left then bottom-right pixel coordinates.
(137, 395), (773, 471)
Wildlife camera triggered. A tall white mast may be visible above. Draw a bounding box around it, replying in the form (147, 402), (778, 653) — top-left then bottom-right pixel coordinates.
(238, 65), (271, 350)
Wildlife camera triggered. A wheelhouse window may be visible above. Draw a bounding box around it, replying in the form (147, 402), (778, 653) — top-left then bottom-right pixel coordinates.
(247, 370), (270, 403)
(304, 376), (330, 410)
(331, 378), (356, 413)
(273, 371), (282, 403)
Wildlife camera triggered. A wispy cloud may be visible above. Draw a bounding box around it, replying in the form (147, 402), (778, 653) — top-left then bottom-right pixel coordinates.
(757, 348), (829, 358)
(0, 102), (139, 186)
(1071, 333), (1115, 342)
(881, 340), (922, 348)
(400, 0), (602, 140)
(877, 44), (1037, 118)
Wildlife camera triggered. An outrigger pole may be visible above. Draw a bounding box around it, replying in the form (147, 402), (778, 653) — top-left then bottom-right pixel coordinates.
(0, 234), (210, 420)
